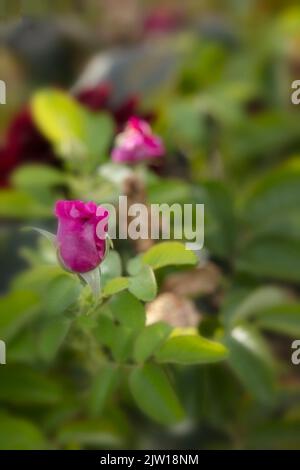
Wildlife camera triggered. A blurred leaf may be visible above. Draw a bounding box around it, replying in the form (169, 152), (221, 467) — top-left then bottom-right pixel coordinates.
(241, 165), (300, 236)
(0, 366), (63, 405)
(225, 326), (276, 404)
(84, 112), (115, 163)
(227, 286), (291, 326)
(0, 190), (51, 218)
(57, 419), (123, 448)
(13, 265), (66, 292)
(32, 89), (86, 156)
(0, 290), (40, 342)
(129, 364), (184, 425)
(255, 304), (300, 337)
(0, 412), (47, 450)
(194, 181), (236, 259)
(237, 236), (300, 282)
(128, 265), (157, 302)
(11, 164), (65, 189)
(32, 89), (114, 166)
(247, 419), (300, 450)
(44, 275), (80, 316)
(148, 179), (192, 205)
(89, 364), (120, 416)
(37, 318), (71, 362)
(155, 334), (228, 365)
(142, 242), (197, 270)
(133, 322), (172, 363)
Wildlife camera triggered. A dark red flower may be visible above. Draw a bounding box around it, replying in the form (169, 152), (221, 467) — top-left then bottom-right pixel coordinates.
(144, 8), (184, 35)
(0, 108), (57, 187)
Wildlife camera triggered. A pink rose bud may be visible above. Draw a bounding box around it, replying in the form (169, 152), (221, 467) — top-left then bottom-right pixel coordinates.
(111, 116), (165, 163)
(54, 200), (109, 273)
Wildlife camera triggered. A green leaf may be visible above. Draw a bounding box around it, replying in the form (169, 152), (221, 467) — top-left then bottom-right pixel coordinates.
(194, 181), (236, 259)
(0, 365), (63, 405)
(89, 364), (120, 416)
(103, 277), (129, 297)
(227, 286), (291, 326)
(0, 190), (52, 218)
(37, 318), (71, 362)
(127, 255), (144, 276)
(13, 265), (66, 292)
(109, 291), (145, 331)
(0, 291), (40, 341)
(148, 179), (192, 205)
(57, 419), (123, 448)
(95, 314), (134, 363)
(142, 242), (197, 270)
(241, 165), (300, 232)
(31, 89), (86, 155)
(237, 236), (300, 282)
(133, 322), (172, 363)
(155, 334), (229, 365)
(44, 275), (80, 316)
(255, 304), (300, 337)
(129, 364), (185, 425)
(128, 265), (157, 302)
(224, 326), (276, 404)
(0, 412), (47, 450)
(84, 112), (115, 162)
(12, 164), (65, 189)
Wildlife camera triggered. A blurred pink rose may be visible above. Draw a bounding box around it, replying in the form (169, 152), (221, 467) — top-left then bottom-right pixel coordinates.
(111, 116), (165, 163)
(55, 200), (109, 273)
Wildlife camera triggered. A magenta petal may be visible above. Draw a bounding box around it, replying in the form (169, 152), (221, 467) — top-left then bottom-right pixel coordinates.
(111, 116), (165, 163)
(54, 200), (109, 273)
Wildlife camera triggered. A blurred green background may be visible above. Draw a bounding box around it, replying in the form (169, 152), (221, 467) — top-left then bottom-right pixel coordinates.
(1, 0), (300, 450)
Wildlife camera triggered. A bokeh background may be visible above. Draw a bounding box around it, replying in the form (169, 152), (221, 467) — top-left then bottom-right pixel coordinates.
(1, 0), (300, 450)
